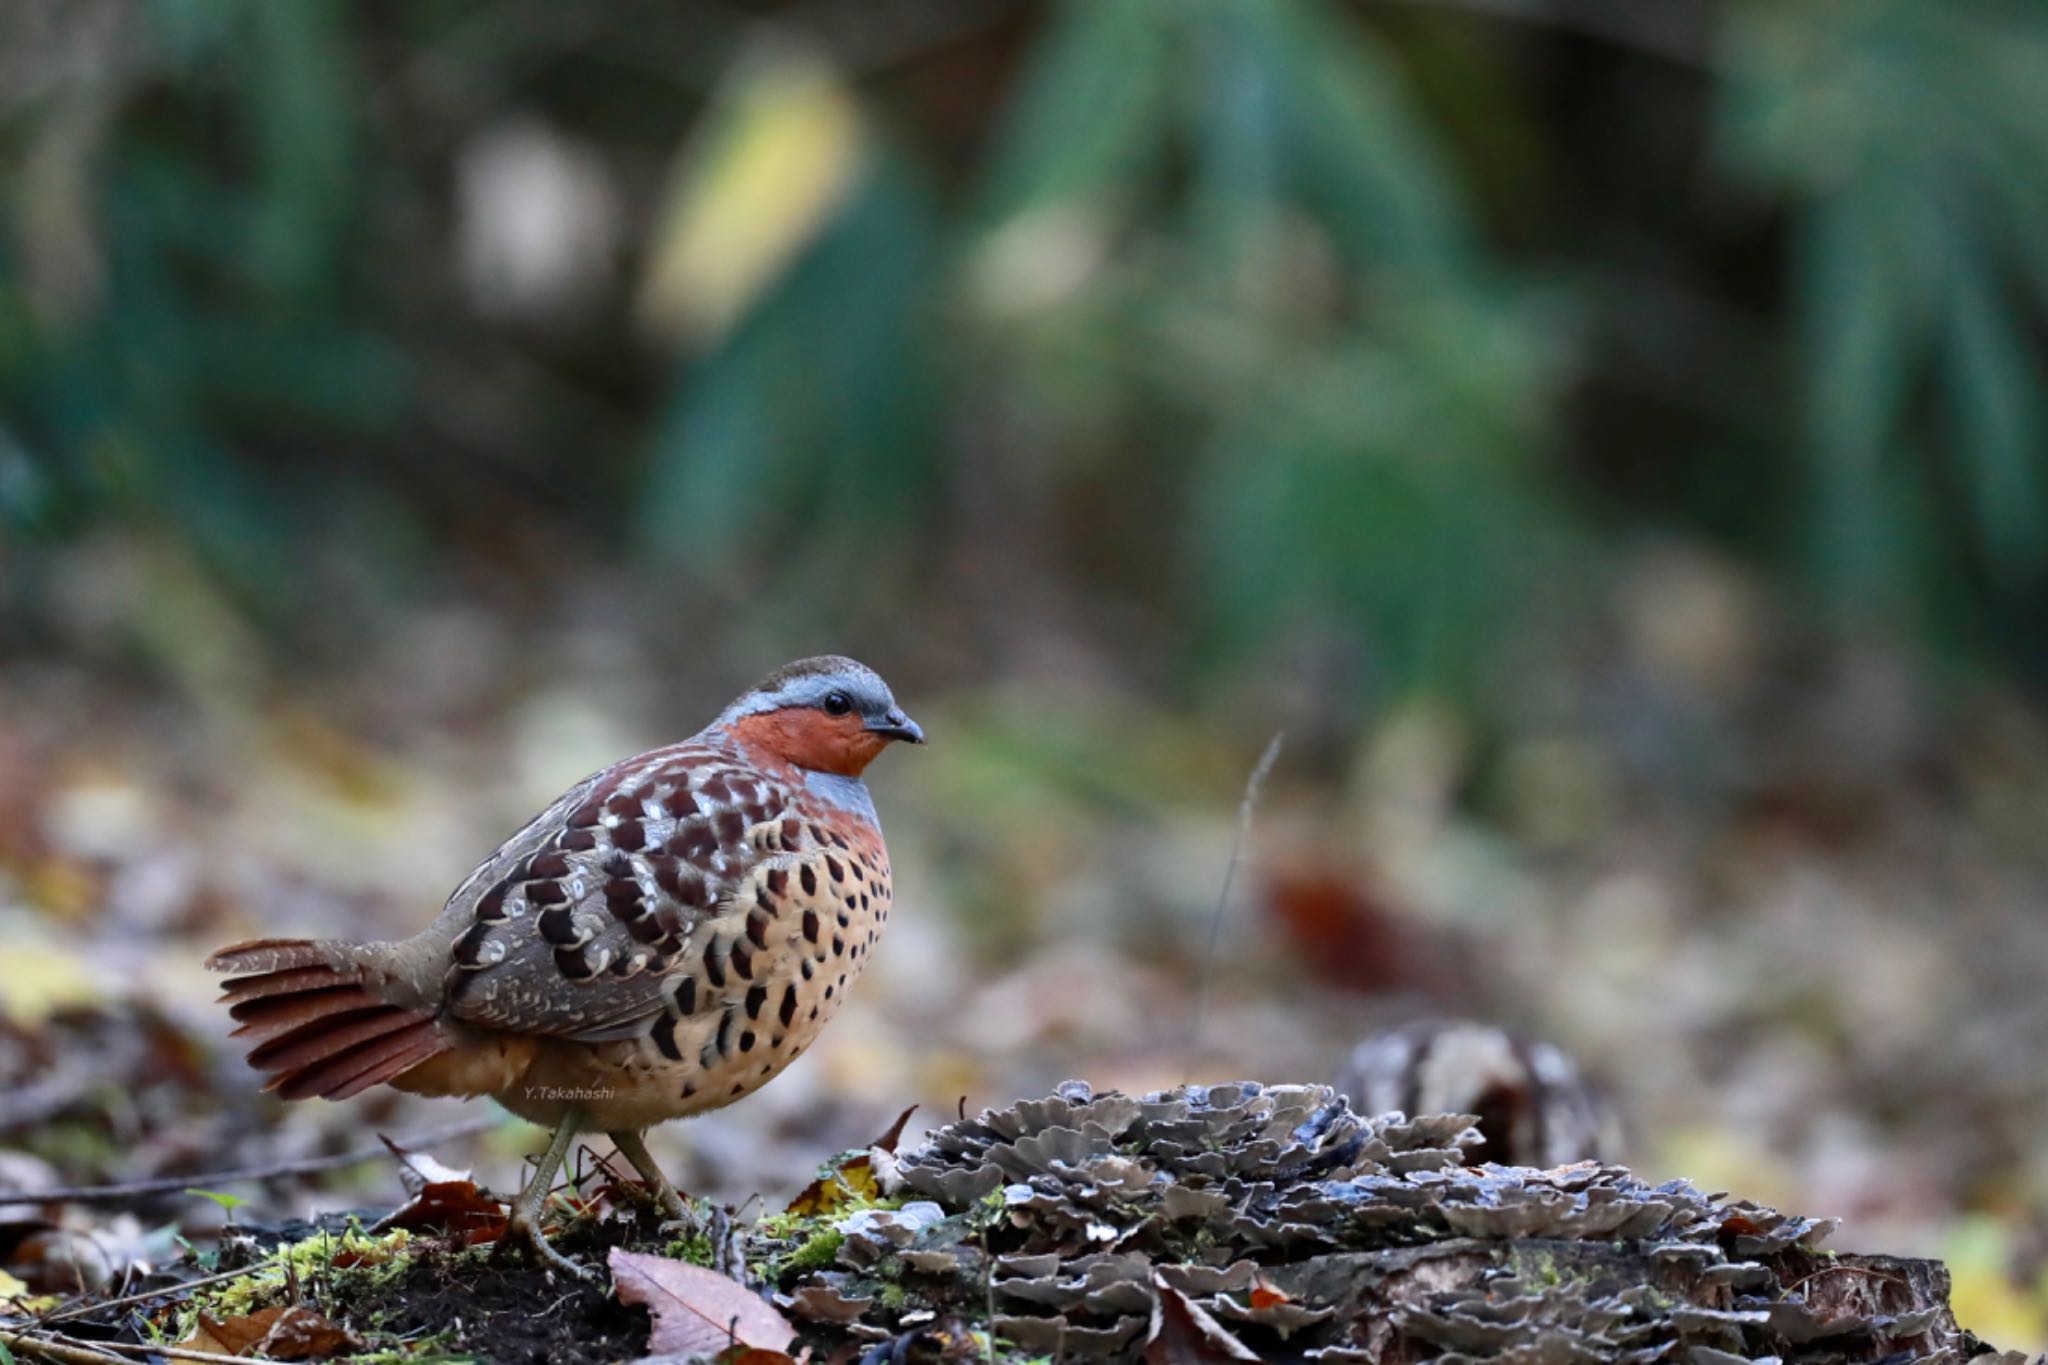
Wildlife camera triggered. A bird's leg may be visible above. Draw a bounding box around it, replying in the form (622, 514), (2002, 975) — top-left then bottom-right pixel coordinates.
(496, 1105), (592, 1280)
(608, 1129), (691, 1224)
(611, 1129), (745, 1279)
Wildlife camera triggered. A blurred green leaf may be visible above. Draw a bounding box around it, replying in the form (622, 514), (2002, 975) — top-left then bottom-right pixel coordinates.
(978, 0), (1170, 223)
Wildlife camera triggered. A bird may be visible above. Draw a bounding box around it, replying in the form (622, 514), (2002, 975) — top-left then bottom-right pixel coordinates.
(206, 655), (923, 1274)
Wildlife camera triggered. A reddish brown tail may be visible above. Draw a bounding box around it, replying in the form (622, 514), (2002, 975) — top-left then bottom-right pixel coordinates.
(208, 939), (446, 1101)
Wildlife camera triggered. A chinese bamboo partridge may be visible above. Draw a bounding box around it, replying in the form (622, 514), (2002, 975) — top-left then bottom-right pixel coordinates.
(207, 656), (923, 1273)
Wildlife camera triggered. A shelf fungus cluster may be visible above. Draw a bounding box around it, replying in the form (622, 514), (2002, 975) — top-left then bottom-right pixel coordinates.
(770, 1081), (2008, 1364)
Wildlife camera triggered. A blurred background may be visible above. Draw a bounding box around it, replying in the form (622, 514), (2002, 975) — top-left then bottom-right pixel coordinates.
(4, 0), (2048, 1346)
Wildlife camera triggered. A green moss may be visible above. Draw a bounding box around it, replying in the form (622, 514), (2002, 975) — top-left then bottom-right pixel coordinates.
(752, 1187), (910, 1282)
(1513, 1247), (1564, 1288)
(663, 1232), (716, 1267)
(777, 1226), (846, 1276)
(190, 1226), (418, 1321)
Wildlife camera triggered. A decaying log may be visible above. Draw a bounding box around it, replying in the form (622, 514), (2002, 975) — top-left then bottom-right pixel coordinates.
(760, 1080), (2029, 1364)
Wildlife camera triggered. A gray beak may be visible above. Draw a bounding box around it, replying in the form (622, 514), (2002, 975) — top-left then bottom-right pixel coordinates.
(868, 710), (925, 744)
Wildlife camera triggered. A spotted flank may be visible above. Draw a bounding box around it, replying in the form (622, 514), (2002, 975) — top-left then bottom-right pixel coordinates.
(436, 733), (894, 1109)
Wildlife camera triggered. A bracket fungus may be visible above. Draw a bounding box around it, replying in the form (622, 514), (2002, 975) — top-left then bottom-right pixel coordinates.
(766, 1080), (2010, 1364)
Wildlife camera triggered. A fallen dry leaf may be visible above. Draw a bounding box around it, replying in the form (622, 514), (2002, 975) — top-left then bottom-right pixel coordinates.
(376, 1178), (508, 1244)
(1145, 1277), (1260, 1364)
(1249, 1278), (1293, 1310)
(610, 1248), (797, 1359)
(181, 1305), (360, 1360)
(379, 1134), (473, 1195)
(784, 1103), (917, 1217)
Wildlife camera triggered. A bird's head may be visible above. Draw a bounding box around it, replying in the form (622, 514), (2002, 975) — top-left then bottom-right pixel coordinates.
(717, 655), (924, 777)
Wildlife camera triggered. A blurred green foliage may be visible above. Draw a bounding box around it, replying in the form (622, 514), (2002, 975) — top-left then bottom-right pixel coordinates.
(4, 0), (2047, 698)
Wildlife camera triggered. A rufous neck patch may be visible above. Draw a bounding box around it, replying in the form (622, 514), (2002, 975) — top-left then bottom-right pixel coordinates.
(728, 708), (887, 778)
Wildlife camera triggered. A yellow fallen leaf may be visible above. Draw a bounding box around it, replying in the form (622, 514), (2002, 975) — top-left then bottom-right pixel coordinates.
(0, 941), (101, 1025)
(639, 40), (863, 346)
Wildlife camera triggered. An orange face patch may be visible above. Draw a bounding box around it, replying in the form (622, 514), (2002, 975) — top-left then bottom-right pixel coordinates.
(729, 708), (891, 777)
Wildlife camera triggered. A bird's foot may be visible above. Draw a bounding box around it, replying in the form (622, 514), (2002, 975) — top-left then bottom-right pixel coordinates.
(493, 1212), (596, 1282)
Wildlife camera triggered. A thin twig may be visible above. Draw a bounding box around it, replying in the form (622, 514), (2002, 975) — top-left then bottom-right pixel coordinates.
(5, 1117), (498, 1206)
(1187, 732), (1285, 1081)
(0, 1325), (132, 1365)
(36, 1332), (270, 1365)
(37, 1258), (276, 1328)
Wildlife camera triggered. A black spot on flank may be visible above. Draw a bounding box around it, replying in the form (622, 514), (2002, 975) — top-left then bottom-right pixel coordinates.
(826, 856), (845, 883)
(674, 976), (698, 1014)
(730, 1082), (744, 1096)
(801, 865), (818, 896)
(767, 868), (789, 895)
(808, 1006), (818, 1021)
(682, 1082), (698, 1099)
(611, 820), (646, 852)
(744, 984), (767, 1019)
(705, 952), (726, 989)
(850, 862), (864, 882)
(525, 880), (567, 906)
(716, 1009), (735, 1055)
(780, 818), (803, 846)
(663, 789), (699, 819)
(528, 851), (569, 881)
(808, 823), (829, 845)
(802, 910), (820, 943)
(559, 827), (597, 852)
(859, 893), (870, 910)
(537, 907), (580, 944)
(800, 959), (815, 980)
(836, 910), (850, 928)
(831, 831), (850, 850)
(832, 935), (845, 955)
(731, 941), (755, 979)
(452, 922), (494, 967)
(554, 946), (596, 980)
(824, 984), (835, 999)
(746, 913), (769, 948)
(778, 984), (797, 1028)
(740, 1030), (757, 1052)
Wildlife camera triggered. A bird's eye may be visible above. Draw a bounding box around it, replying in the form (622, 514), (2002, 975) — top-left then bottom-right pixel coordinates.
(823, 690), (853, 716)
